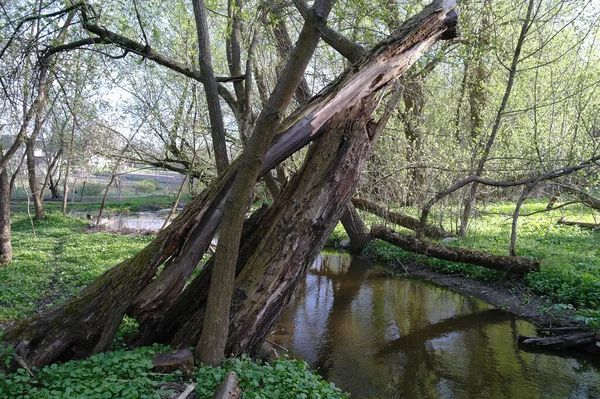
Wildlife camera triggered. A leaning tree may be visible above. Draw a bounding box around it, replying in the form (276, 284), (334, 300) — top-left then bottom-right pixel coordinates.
(4, 0), (458, 368)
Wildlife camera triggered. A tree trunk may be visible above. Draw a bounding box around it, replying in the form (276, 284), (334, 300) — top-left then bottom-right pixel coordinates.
(340, 203), (371, 252)
(26, 137), (44, 220)
(353, 197), (452, 239)
(5, 0), (458, 368)
(371, 224), (539, 275)
(168, 96), (385, 354)
(0, 169), (12, 265)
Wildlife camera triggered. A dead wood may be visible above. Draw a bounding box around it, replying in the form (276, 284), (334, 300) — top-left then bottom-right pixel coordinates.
(518, 332), (600, 354)
(371, 224), (539, 275)
(352, 197), (452, 239)
(557, 218), (600, 229)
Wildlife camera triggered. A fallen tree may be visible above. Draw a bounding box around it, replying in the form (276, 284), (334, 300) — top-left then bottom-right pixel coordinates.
(4, 0), (458, 368)
(352, 197), (452, 239)
(371, 224), (539, 275)
(518, 332), (600, 355)
(557, 218), (600, 229)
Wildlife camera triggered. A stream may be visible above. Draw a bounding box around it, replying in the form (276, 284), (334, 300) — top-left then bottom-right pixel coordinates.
(270, 250), (600, 399)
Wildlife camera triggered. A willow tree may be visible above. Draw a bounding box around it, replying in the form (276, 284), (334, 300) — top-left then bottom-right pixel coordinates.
(4, 0), (458, 368)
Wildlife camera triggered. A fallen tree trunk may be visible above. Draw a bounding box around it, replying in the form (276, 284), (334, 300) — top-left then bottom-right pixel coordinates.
(557, 218), (600, 229)
(4, 0), (458, 368)
(518, 332), (600, 354)
(352, 197), (452, 239)
(371, 224), (539, 275)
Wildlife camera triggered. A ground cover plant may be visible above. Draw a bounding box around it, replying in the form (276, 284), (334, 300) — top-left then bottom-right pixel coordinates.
(0, 213), (153, 321)
(0, 344), (347, 399)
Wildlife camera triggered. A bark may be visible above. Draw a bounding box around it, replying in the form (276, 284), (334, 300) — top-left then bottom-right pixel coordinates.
(0, 169), (12, 265)
(191, 0), (229, 174)
(172, 96), (384, 354)
(559, 184), (600, 211)
(340, 203), (371, 252)
(353, 197), (452, 239)
(5, 0), (458, 368)
(371, 224), (539, 275)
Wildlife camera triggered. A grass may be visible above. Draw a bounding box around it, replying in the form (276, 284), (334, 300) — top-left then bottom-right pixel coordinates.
(11, 195), (187, 216)
(328, 199), (600, 328)
(0, 213), (153, 321)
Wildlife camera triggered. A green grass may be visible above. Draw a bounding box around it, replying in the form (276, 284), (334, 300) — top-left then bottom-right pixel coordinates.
(10, 195), (188, 216)
(0, 344), (347, 399)
(328, 199), (600, 327)
(0, 213), (153, 321)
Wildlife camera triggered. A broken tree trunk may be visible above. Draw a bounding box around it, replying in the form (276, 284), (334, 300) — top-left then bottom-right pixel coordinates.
(5, 0), (458, 368)
(170, 96), (386, 354)
(371, 224), (539, 275)
(352, 197), (452, 239)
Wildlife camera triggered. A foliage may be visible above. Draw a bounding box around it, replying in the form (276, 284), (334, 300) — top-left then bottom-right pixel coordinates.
(194, 355), (348, 399)
(0, 346), (348, 399)
(80, 183), (106, 197)
(0, 213), (152, 321)
(135, 179), (158, 193)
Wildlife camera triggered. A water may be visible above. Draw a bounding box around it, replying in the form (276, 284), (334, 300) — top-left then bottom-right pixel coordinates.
(97, 212), (168, 231)
(270, 250), (600, 399)
(72, 211), (170, 231)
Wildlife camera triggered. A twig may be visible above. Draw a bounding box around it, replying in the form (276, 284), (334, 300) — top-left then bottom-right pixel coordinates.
(176, 383), (197, 399)
(265, 339), (289, 353)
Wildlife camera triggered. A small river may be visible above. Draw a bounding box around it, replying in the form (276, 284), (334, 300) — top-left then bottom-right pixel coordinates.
(270, 250), (600, 399)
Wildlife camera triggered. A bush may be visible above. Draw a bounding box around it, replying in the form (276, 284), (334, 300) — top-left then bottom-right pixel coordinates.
(79, 182), (105, 196)
(136, 179), (157, 193)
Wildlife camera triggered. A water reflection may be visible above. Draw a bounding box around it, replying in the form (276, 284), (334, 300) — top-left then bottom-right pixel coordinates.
(270, 250), (600, 399)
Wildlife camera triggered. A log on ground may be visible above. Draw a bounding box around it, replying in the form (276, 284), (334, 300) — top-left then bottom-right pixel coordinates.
(518, 332), (600, 354)
(371, 224), (539, 275)
(557, 218), (600, 229)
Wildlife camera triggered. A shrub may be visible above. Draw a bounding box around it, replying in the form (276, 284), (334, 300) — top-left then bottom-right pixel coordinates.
(136, 179), (157, 193)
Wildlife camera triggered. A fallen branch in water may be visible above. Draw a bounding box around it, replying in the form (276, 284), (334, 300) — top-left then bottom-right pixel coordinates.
(518, 332), (600, 354)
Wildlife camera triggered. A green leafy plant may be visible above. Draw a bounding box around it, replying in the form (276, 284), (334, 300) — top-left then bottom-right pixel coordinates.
(135, 179), (158, 193)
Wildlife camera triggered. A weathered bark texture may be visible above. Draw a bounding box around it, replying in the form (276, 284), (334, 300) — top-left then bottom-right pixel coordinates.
(173, 98), (383, 354)
(5, 0), (458, 368)
(340, 203), (371, 252)
(518, 333), (600, 354)
(353, 197), (452, 239)
(371, 224), (539, 275)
